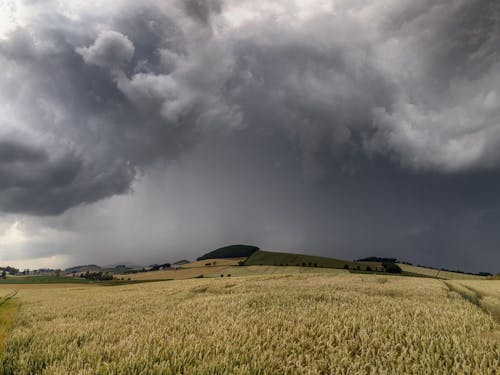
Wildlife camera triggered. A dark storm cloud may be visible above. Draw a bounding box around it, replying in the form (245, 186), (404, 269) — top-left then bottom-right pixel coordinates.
(1, 0), (499, 215)
(1, 0), (500, 271)
(0, 140), (46, 163)
(182, 0), (223, 26)
(0, 2), (233, 214)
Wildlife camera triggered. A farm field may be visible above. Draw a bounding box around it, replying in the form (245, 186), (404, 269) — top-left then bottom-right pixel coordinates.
(0, 273), (499, 373)
(0, 276), (89, 284)
(451, 280), (500, 323)
(216, 265), (348, 277)
(178, 258), (245, 268)
(115, 266), (227, 281)
(397, 264), (485, 280)
(115, 258), (244, 281)
(244, 250), (367, 270)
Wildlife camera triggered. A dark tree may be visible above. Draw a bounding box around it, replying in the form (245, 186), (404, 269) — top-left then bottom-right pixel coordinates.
(382, 262), (402, 274)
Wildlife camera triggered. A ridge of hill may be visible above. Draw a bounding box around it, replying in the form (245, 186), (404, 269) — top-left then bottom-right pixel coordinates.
(197, 244), (260, 261)
(65, 264), (101, 273)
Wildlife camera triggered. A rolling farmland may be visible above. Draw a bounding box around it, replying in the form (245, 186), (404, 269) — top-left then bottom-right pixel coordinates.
(115, 258), (244, 281)
(0, 273), (498, 373)
(397, 264), (486, 280)
(244, 250), (368, 270)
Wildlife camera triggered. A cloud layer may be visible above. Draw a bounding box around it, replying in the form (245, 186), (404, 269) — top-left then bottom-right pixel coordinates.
(0, 0), (500, 272)
(0, 0), (499, 215)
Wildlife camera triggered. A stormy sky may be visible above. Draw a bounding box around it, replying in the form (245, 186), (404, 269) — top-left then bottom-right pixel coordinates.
(0, 0), (499, 273)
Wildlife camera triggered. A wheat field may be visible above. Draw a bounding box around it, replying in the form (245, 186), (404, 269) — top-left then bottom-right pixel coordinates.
(397, 264), (485, 280)
(0, 274), (499, 374)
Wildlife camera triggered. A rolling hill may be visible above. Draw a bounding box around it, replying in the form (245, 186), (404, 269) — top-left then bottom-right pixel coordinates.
(396, 263), (486, 280)
(244, 250), (373, 271)
(197, 244), (260, 260)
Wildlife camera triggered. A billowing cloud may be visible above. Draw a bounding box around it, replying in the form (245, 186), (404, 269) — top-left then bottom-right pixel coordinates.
(1, 0), (499, 215)
(76, 30), (135, 68)
(0, 0), (499, 272)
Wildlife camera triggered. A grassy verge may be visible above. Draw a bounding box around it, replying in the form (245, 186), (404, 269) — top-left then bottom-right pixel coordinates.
(0, 296), (18, 356)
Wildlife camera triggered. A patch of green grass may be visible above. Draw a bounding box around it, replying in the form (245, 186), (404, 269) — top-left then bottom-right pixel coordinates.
(0, 298), (18, 356)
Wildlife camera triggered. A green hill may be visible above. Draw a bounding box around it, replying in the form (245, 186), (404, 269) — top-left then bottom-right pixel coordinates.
(244, 250), (373, 270)
(197, 244), (260, 261)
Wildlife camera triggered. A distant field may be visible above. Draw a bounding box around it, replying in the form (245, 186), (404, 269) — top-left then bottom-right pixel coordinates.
(397, 264), (485, 280)
(216, 265), (348, 277)
(115, 266), (230, 281)
(179, 258), (245, 269)
(0, 276), (89, 284)
(245, 250), (368, 270)
(114, 259), (244, 281)
(1, 274), (498, 373)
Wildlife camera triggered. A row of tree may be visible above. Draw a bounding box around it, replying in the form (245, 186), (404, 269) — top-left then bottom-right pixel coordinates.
(80, 271), (114, 281)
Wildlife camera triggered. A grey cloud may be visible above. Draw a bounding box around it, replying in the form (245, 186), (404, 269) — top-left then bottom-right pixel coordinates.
(76, 30), (135, 68)
(0, 2), (242, 214)
(364, 0), (500, 171)
(0, 140), (47, 163)
(182, 0), (223, 26)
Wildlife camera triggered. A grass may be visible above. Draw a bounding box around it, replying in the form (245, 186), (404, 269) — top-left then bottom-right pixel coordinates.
(0, 291), (18, 357)
(0, 274), (498, 373)
(244, 250), (368, 270)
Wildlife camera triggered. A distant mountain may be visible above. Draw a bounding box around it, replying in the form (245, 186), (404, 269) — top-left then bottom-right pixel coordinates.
(173, 260), (190, 265)
(197, 245), (260, 261)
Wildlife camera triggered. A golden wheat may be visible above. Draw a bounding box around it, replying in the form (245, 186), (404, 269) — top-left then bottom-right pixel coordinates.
(1, 274), (499, 374)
